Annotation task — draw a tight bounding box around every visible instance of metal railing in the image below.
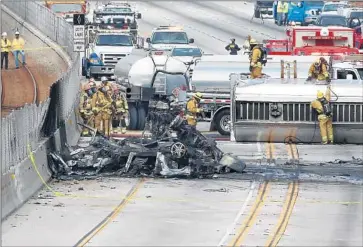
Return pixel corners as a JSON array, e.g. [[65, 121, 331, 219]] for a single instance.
[[1, 1, 81, 174], [1, 100, 50, 174]]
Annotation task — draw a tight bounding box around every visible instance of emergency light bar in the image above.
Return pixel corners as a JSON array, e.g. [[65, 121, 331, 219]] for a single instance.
[[302, 36, 348, 40], [340, 54, 363, 62], [96, 28, 131, 33], [155, 25, 183, 31]]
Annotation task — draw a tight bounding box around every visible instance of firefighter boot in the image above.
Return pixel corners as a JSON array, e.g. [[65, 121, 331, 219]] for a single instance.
[[121, 119, 127, 134]]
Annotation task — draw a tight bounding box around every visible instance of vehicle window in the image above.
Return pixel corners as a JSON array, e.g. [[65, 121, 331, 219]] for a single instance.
[[104, 7, 132, 13], [256, 1, 273, 7], [323, 4, 346, 12], [320, 16, 347, 27], [350, 11, 363, 21], [337, 70, 357, 79], [151, 32, 189, 44], [357, 68, 363, 79], [172, 48, 202, 57], [96, 35, 133, 46], [50, 4, 82, 13]]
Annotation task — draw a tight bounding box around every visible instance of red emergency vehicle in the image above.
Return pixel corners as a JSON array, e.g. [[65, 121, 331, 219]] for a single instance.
[[264, 26, 360, 56]]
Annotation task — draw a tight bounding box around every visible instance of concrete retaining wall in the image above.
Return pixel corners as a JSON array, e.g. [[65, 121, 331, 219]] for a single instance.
[[1, 5, 80, 220]]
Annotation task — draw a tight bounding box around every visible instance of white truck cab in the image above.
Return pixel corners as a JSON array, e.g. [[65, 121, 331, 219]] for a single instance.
[[145, 26, 195, 51], [84, 29, 135, 78], [322, 1, 348, 14], [332, 55, 363, 80]]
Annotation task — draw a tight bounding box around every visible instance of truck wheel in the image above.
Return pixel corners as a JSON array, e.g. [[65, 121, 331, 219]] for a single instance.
[[214, 109, 231, 136], [137, 105, 147, 130], [254, 9, 261, 18], [127, 103, 138, 130]]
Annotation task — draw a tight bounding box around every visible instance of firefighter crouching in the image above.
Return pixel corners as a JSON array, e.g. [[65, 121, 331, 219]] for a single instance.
[[185, 92, 203, 127], [311, 85, 333, 144], [92, 84, 113, 137], [112, 87, 129, 134], [307, 58, 331, 82], [79, 82, 97, 136], [249, 39, 263, 79]]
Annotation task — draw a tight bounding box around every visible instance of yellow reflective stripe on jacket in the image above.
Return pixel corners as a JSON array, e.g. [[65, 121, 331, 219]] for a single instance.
[[1, 39, 12, 52], [12, 38, 25, 50]]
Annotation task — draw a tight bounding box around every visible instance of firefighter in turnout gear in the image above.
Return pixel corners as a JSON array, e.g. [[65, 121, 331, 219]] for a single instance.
[[225, 38, 241, 55], [113, 87, 129, 134], [92, 85, 113, 137], [79, 83, 97, 136], [311, 85, 333, 144], [249, 39, 263, 79], [307, 58, 331, 82], [186, 92, 203, 127]]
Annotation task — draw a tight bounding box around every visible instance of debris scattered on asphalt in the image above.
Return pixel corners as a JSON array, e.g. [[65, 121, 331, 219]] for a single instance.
[[203, 188, 229, 193], [49, 98, 246, 180]]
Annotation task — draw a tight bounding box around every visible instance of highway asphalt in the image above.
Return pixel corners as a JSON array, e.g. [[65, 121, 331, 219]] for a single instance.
[[2, 2, 363, 246]]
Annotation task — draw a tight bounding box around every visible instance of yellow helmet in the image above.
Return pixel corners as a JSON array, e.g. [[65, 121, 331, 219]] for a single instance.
[[317, 90, 324, 99], [314, 59, 321, 65], [250, 39, 258, 45], [193, 92, 203, 99]]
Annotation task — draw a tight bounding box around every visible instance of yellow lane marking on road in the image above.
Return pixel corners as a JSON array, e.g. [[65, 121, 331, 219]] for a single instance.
[[75, 178, 145, 247], [228, 181, 270, 247], [265, 182, 299, 247]]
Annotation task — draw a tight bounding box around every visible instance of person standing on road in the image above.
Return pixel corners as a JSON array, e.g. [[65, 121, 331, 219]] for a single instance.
[[282, 1, 289, 26], [249, 39, 263, 79], [112, 86, 129, 134], [311, 85, 333, 144], [225, 38, 241, 55], [276, 1, 284, 26], [92, 84, 113, 137], [1, 32, 11, 70], [79, 83, 96, 136], [12, 31, 25, 69], [185, 92, 204, 127]]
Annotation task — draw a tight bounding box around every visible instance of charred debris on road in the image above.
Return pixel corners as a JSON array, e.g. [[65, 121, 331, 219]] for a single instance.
[[49, 97, 246, 180]]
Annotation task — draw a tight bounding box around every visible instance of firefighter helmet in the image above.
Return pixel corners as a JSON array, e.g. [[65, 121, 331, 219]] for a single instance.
[[193, 92, 203, 100], [317, 91, 324, 99], [250, 39, 258, 45]]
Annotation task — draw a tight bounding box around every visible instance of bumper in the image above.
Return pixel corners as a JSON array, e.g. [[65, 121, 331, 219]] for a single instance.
[[304, 16, 317, 24], [90, 66, 115, 76], [233, 121, 363, 144]]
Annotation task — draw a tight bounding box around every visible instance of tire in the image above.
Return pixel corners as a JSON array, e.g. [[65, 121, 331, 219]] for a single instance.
[[137, 105, 147, 130], [254, 9, 261, 18], [214, 109, 231, 136], [127, 103, 138, 130]]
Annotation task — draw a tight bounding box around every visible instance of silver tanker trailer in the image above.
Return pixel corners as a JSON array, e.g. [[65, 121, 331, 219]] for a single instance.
[[113, 50, 191, 130]]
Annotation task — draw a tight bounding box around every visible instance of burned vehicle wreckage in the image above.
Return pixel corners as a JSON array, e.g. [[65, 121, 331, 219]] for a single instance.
[[50, 70, 246, 179]]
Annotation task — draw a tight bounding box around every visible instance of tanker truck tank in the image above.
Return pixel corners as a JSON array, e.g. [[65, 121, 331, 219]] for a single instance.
[[114, 49, 148, 82], [121, 54, 190, 130], [230, 75, 363, 144]]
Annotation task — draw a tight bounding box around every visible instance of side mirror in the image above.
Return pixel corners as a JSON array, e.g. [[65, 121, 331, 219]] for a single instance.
[[189, 38, 194, 43], [347, 74, 353, 80], [137, 13, 142, 19], [146, 37, 151, 43]]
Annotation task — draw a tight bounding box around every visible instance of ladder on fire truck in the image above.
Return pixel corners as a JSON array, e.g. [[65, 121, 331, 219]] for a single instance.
[[280, 59, 297, 79]]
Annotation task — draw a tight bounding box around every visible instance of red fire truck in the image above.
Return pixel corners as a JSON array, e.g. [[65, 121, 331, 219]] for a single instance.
[[264, 26, 360, 56]]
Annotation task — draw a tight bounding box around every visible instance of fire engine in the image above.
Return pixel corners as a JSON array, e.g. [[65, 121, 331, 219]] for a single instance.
[[264, 26, 360, 56], [45, 1, 88, 23]]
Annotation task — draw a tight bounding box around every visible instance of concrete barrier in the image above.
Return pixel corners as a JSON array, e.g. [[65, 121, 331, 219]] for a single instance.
[[0, 5, 80, 219]]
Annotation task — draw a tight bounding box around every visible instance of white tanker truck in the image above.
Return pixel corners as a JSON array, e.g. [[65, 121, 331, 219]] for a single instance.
[[189, 54, 363, 135], [113, 50, 191, 130], [229, 74, 363, 144]]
